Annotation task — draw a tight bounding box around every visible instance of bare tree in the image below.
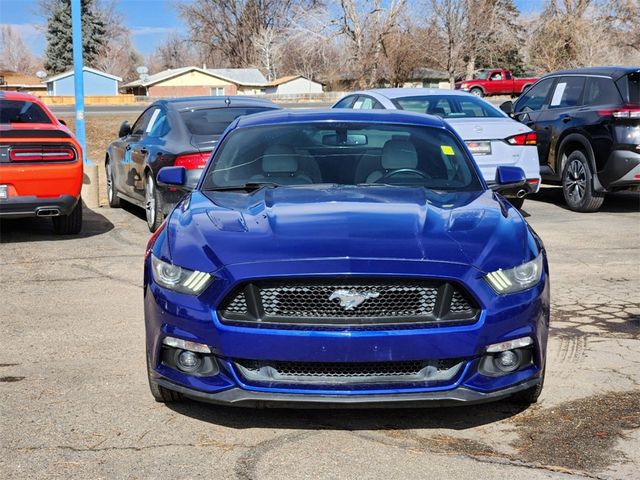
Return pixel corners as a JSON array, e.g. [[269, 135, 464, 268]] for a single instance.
[[429, 0, 466, 86], [150, 33, 198, 72], [0, 25, 40, 73], [178, 0, 315, 69], [254, 26, 279, 80], [337, 0, 407, 87]]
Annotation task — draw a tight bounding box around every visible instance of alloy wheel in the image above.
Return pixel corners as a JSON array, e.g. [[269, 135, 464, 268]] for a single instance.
[[564, 159, 586, 202], [145, 175, 156, 228]]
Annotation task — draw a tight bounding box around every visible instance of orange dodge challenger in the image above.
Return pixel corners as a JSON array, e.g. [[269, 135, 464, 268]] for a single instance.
[[0, 91, 83, 234]]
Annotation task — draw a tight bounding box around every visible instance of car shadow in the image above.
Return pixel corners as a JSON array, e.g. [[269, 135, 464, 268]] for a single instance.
[[528, 187, 640, 213], [0, 203, 114, 243], [167, 398, 529, 431]]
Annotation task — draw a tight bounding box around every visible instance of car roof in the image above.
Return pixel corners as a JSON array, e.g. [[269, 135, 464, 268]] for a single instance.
[[154, 95, 279, 111], [354, 88, 474, 100], [541, 66, 640, 81], [233, 108, 450, 130], [0, 91, 42, 102]]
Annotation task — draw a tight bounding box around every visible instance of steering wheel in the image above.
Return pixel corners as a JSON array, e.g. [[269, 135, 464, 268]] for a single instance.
[[379, 168, 430, 182]]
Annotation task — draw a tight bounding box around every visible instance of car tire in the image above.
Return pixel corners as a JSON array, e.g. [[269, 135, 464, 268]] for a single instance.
[[508, 197, 525, 210], [145, 173, 164, 232], [511, 368, 545, 405], [470, 87, 484, 97], [561, 150, 604, 212], [147, 358, 183, 403], [106, 158, 121, 208], [52, 198, 83, 235]]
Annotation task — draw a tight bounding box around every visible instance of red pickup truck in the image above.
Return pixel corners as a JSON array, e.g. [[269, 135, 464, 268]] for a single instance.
[[455, 69, 538, 98]]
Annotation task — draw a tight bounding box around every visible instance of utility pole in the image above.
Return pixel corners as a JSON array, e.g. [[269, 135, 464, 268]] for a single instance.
[[72, 0, 99, 208]]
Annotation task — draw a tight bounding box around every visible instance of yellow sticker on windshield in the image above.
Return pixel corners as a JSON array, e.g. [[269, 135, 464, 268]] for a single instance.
[[441, 145, 455, 156]]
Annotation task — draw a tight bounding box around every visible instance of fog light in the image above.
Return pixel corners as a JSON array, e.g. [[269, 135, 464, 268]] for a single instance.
[[177, 350, 202, 372], [494, 350, 521, 372], [0, 185, 8, 200]]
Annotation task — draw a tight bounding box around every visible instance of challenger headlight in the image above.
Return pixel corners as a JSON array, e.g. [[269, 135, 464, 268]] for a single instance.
[[151, 255, 212, 295], [485, 254, 543, 294]]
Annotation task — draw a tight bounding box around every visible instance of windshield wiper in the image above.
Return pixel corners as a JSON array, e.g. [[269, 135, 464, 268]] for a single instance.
[[205, 182, 280, 192]]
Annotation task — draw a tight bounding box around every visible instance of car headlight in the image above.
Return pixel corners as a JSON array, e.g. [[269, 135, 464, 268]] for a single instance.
[[461, 83, 468, 89], [485, 254, 543, 294], [151, 255, 212, 295]]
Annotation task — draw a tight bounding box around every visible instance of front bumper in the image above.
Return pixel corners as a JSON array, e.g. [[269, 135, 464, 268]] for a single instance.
[[153, 375, 541, 408], [0, 194, 78, 218], [144, 257, 550, 407]]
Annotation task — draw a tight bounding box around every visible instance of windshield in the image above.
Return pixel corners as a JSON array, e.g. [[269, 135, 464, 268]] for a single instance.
[[474, 71, 491, 80], [392, 95, 504, 118], [0, 100, 52, 124], [201, 122, 483, 192], [180, 107, 276, 136]]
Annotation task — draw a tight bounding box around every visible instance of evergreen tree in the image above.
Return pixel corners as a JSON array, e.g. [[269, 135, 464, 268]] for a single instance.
[[44, 0, 106, 74]]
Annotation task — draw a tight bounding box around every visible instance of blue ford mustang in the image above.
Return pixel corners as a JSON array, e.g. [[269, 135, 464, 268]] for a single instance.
[[144, 109, 550, 407]]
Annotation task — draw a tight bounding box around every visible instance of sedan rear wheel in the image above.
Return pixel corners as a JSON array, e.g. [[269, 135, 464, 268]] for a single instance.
[[106, 158, 120, 208], [145, 174, 164, 232]]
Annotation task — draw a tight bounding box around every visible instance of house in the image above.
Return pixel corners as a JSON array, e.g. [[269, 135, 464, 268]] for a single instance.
[[400, 68, 449, 89], [0, 70, 47, 94], [264, 75, 323, 95], [123, 67, 268, 97], [45, 67, 122, 96]]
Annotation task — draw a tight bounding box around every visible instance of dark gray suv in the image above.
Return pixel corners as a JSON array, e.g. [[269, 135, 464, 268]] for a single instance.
[[501, 67, 639, 212]]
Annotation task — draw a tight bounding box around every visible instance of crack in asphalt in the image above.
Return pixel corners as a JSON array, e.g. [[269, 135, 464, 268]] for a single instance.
[[12, 440, 248, 453], [233, 431, 318, 480]]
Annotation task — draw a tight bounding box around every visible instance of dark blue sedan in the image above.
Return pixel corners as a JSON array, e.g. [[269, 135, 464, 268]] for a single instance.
[[143, 109, 550, 407]]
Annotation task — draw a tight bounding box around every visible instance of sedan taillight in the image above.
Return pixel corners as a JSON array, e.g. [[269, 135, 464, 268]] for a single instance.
[[174, 152, 210, 170], [9, 147, 76, 161], [505, 132, 537, 146]]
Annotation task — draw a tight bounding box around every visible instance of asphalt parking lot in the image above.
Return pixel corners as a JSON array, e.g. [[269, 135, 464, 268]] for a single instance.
[[1, 188, 638, 479]]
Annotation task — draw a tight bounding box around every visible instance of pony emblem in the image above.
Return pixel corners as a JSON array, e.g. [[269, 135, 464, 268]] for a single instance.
[[329, 289, 380, 310]]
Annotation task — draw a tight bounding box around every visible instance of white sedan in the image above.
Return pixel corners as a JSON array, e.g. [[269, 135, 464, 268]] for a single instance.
[[333, 89, 541, 209]]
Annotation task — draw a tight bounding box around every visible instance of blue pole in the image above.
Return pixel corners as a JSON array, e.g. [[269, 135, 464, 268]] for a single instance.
[[71, 0, 88, 165]]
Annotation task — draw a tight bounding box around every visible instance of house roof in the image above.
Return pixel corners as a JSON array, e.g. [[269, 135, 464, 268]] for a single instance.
[[267, 75, 324, 86], [124, 67, 268, 88], [207, 68, 267, 86], [0, 70, 46, 88], [44, 67, 123, 84]]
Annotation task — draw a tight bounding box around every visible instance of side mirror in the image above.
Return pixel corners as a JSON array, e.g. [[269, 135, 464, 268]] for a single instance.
[[118, 121, 131, 138], [157, 166, 188, 190], [491, 166, 527, 194], [58, 118, 67, 126], [499, 101, 513, 115]]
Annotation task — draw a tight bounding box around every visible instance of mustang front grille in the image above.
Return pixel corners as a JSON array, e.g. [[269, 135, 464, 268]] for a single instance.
[[218, 278, 478, 328], [233, 358, 464, 386]]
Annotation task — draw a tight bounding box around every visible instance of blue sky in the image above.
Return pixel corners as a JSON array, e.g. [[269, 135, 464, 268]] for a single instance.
[[0, 0, 544, 58]]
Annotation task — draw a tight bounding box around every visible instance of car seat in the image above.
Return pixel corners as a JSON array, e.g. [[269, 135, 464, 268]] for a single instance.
[[365, 139, 422, 183], [249, 145, 313, 185]]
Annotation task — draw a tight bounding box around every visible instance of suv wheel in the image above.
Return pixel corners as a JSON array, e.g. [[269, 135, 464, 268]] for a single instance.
[[469, 87, 484, 97], [106, 158, 121, 208], [145, 173, 164, 232], [562, 151, 604, 212], [52, 198, 83, 235]]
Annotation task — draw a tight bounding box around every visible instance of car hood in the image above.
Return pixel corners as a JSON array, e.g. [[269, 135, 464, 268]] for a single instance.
[[163, 185, 536, 275], [445, 118, 531, 141]]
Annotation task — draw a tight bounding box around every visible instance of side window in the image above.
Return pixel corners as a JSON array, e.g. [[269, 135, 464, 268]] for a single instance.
[[516, 78, 555, 112], [334, 95, 357, 109], [584, 77, 621, 105], [490, 71, 503, 81], [147, 109, 170, 137], [356, 96, 383, 110], [505, 71, 512, 80], [549, 77, 585, 109], [131, 108, 155, 136]]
